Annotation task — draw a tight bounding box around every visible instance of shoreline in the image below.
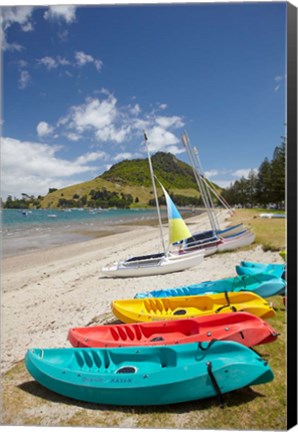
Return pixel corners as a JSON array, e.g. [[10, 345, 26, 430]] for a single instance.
[[1, 208, 204, 258], [1, 209, 284, 375]]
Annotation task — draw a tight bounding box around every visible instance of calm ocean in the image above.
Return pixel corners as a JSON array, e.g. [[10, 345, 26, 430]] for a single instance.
[[1, 208, 165, 256], [2, 208, 161, 231]]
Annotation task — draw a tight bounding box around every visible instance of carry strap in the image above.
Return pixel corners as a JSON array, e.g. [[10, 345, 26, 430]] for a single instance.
[[206, 361, 225, 408], [198, 339, 218, 351], [215, 292, 237, 313]]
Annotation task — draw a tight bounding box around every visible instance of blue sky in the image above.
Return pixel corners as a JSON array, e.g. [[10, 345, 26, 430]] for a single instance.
[[1, 2, 287, 198]]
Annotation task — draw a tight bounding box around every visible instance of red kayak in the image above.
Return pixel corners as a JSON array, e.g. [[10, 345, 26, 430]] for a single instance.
[[68, 312, 278, 348]]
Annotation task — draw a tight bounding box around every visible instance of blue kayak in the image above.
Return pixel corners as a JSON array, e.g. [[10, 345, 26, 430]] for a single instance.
[[236, 261, 285, 279], [25, 341, 273, 406], [135, 272, 285, 299]]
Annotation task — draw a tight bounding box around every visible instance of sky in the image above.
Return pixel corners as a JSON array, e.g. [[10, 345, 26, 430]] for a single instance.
[[1, 1, 287, 199]]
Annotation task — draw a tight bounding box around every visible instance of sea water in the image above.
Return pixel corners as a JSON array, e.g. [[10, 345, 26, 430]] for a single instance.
[[1, 208, 164, 256], [2, 208, 162, 231]]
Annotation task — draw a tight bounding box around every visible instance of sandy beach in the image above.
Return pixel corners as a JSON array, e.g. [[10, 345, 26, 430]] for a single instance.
[[1, 209, 284, 375]]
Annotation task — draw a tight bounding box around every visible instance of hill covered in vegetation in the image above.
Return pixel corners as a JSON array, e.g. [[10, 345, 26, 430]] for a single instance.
[[101, 152, 198, 189], [7, 152, 221, 209]]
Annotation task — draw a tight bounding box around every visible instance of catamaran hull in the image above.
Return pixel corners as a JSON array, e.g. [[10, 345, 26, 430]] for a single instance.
[[217, 223, 244, 238], [217, 231, 255, 252], [101, 252, 204, 278], [181, 227, 253, 256]]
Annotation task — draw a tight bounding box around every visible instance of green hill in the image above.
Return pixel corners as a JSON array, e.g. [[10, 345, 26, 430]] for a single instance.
[[101, 152, 198, 189], [40, 152, 221, 209]]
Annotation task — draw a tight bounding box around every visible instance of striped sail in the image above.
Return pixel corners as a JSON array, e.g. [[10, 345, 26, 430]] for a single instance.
[[159, 183, 192, 244]]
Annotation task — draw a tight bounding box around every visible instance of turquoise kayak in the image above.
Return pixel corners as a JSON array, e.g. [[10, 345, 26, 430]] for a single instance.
[[135, 272, 285, 299], [236, 261, 285, 279], [25, 341, 273, 406]]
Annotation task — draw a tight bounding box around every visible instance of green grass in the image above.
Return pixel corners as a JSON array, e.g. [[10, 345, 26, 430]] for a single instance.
[[2, 297, 286, 429], [227, 208, 286, 251]]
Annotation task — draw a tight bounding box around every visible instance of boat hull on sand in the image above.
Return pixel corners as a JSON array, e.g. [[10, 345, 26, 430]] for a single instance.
[[68, 311, 278, 348], [217, 230, 255, 252], [112, 291, 275, 324], [217, 223, 244, 238], [25, 341, 273, 406], [101, 250, 204, 278]]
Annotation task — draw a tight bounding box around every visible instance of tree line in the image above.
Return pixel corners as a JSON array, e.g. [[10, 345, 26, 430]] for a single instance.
[[221, 140, 285, 209], [58, 189, 135, 209]]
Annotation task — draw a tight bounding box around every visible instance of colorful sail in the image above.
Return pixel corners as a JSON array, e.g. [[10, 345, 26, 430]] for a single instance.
[[158, 182, 192, 244]]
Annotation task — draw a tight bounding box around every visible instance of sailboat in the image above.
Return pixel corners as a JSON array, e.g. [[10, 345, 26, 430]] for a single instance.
[[101, 133, 205, 278], [179, 132, 255, 254]]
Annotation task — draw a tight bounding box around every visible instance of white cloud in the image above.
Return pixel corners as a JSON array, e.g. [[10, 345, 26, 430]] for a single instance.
[[1, 137, 108, 198], [232, 168, 258, 178], [75, 51, 103, 71], [274, 75, 284, 82], [43, 6, 76, 24], [213, 180, 235, 189], [113, 152, 142, 162], [38, 56, 58, 70], [155, 115, 184, 129], [37, 53, 102, 74], [205, 169, 219, 178], [38, 56, 71, 70], [36, 121, 54, 137], [75, 151, 108, 164], [144, 126, 180, 152], [129, 104, 141, 116], [66, 132, 81, 141], [274, 74, 286, 92], [1, 6, 34, 51], [158, 103, 168, 111], [18, 70, 31, 89], [1, 6, 76, 52], [50, 90, 185, 153], [70, 96, 117, 131], [163, 145, 185, 155], [1, 6, 34, 30], [64, 95, 130, 143], [75, 51, 94, 66]]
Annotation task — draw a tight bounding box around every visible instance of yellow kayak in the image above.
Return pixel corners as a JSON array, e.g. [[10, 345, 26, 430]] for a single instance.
[[111, 291, 275, 324]]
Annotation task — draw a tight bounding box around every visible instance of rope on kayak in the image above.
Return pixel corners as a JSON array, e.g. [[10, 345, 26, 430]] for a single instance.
[[198, 339, 218, 351], [215, 292, 237, 313], [206, 361, 225, 408]]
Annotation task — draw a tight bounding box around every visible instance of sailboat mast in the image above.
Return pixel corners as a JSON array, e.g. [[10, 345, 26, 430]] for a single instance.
[[193, 146, 220, 231], [200, 174, 233, 213], [144, 131, 167, 254], [181, 132, 218, 232]]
